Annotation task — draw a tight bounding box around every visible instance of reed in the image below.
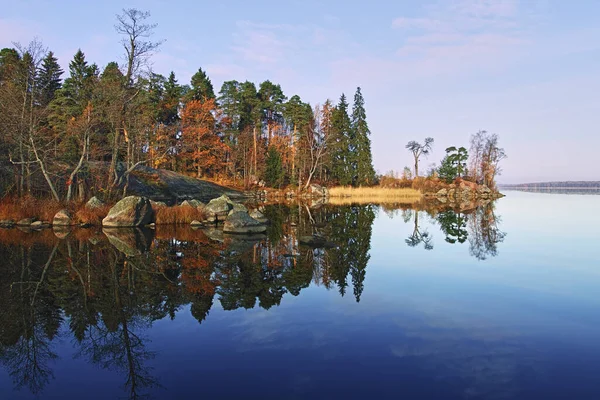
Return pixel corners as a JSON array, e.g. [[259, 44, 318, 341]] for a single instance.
[[0, 196, 63, 221], [328, 186, 422, 204], [155, 205, 205, 225]]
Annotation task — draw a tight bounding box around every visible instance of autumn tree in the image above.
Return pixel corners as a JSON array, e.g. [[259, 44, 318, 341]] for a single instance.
[[181, 98, 227, 178], [469, 130, 506, 189]]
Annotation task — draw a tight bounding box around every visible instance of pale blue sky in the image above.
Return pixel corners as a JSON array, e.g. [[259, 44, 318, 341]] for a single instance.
[[2, 0, 599, 183]]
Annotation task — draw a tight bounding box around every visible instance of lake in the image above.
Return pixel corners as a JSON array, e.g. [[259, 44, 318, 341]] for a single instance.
[[1, 191, 599, 399]]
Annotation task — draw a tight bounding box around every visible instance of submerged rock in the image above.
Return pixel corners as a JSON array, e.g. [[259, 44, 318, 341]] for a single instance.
[[53, 209, 74, 226], [102, 196, 154, 227], [223, 211, 267, 234], [299, 234, 336, 248]]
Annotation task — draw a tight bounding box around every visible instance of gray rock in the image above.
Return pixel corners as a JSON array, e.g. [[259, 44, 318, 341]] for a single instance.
[[53, 209, 74, 226], [204, 195, 234, 222], [86, 196, 104, 209], [0, 220, 15, 228], [102, 196, 154, 227], [307, 184, 329, 198], [181, 199, 205, 208], [17, 218, 35, 226], [223, 211, 267, 234], [228, 203, 247, 215], [249, 209, 268, 223], [190, 220, 203, 227], [150, 200, 167, 209], [30, 221, 46, 229]]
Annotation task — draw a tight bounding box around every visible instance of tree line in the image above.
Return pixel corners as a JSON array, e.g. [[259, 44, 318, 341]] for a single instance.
[[400, 130, 506, 190], [0, 8, 376, 202]]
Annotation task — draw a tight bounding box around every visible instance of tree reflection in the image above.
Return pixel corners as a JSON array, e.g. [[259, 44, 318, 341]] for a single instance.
[[405, 210, 434, 250], [437, 210, 468, 244], [468, 203, 506, 260], [0, 200, 507, 398]]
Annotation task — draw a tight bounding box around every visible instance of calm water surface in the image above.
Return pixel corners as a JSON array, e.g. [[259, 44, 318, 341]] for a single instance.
[[1, 191, 599, 399]]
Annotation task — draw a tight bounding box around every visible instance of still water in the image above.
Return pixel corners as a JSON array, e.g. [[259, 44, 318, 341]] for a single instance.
[[1, 192, 599, 399]]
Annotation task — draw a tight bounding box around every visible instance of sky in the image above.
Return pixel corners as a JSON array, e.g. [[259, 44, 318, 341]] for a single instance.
[[1, 0, 599, 183]]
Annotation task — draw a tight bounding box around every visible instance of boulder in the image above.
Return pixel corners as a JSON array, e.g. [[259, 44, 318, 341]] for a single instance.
[[223, 211, 267, 234], [31, 221, 49, 229], [150, 200, 167, 209], [190, 220, 203, 227], [181, 199, 205, 208], [249, 209, 268, 224], [86, 196, 104, 209], [0, 220, 15, 228], [17, 218, 35, 226], [228, 203, 247, 215], [102, 196, 154, 227], [307, 184, 329, 198], [204, 195, 234, 222], [53, 209, 74, 226]]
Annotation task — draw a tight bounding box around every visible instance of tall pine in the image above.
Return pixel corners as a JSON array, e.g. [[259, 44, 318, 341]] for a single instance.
[[351, 87, 376, 185], [330, 94, 353, 185]]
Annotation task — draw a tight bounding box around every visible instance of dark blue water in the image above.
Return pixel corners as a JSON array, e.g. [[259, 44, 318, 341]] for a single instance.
[[1, 192, 599, 399]]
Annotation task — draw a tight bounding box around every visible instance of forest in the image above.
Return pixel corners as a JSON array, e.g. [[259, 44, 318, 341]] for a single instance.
[[0, 9, 376, 203]]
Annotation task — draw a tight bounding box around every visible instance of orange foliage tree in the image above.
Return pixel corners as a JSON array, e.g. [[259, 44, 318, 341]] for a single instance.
[[181, 99, 228, 178]]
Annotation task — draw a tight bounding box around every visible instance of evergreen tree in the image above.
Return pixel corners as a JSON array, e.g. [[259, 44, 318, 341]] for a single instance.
[[351, 87, 376, 186], [188, 67, 214, 102], [37, 51, 63, 107], [330, 94, 353, 185], [265, 146, 284, 188]]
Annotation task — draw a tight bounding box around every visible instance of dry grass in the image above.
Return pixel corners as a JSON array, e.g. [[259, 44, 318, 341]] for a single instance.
[[155, 205, 205, 225], [75, 204, 112, 225], [328, 186, 423, 204], [0, 196, 63, 222]]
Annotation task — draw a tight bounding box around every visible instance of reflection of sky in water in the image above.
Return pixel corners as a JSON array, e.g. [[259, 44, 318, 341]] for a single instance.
[[2, 192, 600, 399]]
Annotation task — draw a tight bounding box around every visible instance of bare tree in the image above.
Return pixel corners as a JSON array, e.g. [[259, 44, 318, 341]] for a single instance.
[[109, 9, 163, 192], [405, 137, 434, 177], [303, 105, 331, 189], [469, 130, 506, 189], [115, 9, 163, 86]]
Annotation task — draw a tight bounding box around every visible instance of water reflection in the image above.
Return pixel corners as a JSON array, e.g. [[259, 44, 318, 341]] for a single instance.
[[0, 201, 503, 398]]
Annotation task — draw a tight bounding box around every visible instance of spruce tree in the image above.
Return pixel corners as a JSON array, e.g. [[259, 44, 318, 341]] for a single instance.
[[188, 67, 215, 102], [330, 94, 353, 185], [351, 87, 376, 186], [37, 51, 63, 107], [265, 146, 284, 188]]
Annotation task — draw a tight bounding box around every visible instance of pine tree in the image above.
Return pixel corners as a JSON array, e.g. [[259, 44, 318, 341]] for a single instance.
[[351, 87, 376, 186]]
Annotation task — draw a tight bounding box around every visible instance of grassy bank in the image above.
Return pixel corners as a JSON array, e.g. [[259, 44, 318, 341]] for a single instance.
[[328, 186, 422, 204]]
